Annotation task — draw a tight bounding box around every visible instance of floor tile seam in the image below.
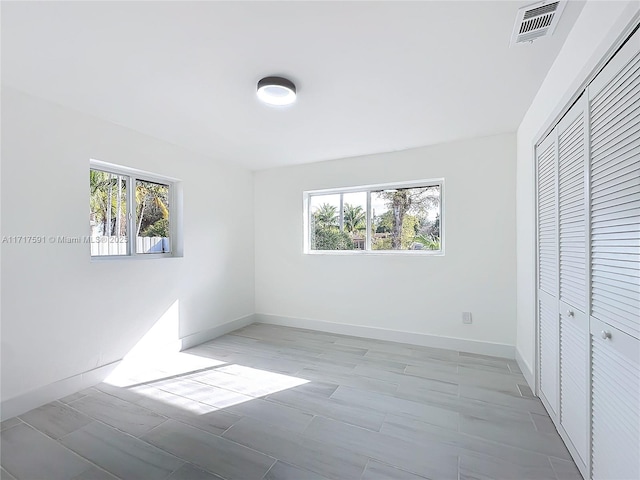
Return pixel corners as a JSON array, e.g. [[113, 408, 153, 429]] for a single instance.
[[263, 452, 363, 480], [305, 428, 457, 480], [330, 384, 463, 414], [358, 458, 371, 480], [66, 390, 172, 438], [462, 385, 546, 406], [225, 417, 371, 476], [133, 416, 174, 439], [185, 374, 277, 399], [228, 412, 381, 459], [1, 418, 25, 432], [19, 399, 119, 441], [364, 354, 464, 369], [301, 418, 459, 470], [3, 420, 123, 480], [371, 393, 539, 422], [185, 419, 280, 461], [71, 387, 171, 423], [53, 411, 171, 445], [547, 455, 561, 480], [260, 395, 321, 418], [456, 445, 557, 473], [546, 455, 581, 480], [296, 370, 399, 391], [377, 411, 462, 435], [116, 364, 239, 390], [137, 420, 244, 480], [233, 325, 503, 360], [141, 420, 278, 479], [149, 377, 271, 408], [447, 429, 572, 463], [379, 416, 547, 455], [241, 338, 368, 355], [457, 392, 541, 407], [339, 403, 461, 429], [259, 460, 277, 480], [162, 461, 190, 480], [455, 367, 527, 378], [528, 412, 551, 433], [222, 403, 317, 435], [261, 396, 384, 432], [363, 457, 436, 480], [303, 410, 385, 434]]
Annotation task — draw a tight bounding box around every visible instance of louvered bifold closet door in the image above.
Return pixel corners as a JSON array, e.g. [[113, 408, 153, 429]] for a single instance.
[[589, 34, 640, 340], [591, 318, 640, 480], [537, 132, 559, 414], [588, 29, 640, 480], [557, 97, 589, 466]]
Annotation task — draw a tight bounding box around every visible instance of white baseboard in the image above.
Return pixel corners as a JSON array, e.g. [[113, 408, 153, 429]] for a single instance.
[[179, 314, 256, 350], [515, 347, 535, 390], [0, 361, 120, 421], [255, 313, 515, 359], [1, 313, 256, 421]]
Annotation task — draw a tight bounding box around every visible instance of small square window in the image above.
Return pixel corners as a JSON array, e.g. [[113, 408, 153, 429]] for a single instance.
[[90, 161, 179, 258]]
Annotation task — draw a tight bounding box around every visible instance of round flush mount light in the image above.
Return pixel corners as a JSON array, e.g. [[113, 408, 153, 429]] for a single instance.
[[257, 76, 296, 106]]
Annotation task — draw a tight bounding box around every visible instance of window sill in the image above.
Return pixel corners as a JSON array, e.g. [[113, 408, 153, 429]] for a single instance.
[[91, 253, 183, 262], [304, 250, 444, 256]]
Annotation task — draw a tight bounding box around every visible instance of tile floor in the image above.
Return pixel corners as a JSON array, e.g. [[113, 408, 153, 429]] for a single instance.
[[0, 324, 583, 480]]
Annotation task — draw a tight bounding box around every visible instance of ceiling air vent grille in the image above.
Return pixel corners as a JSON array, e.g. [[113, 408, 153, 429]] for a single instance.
[[510, 1, 566, 46]]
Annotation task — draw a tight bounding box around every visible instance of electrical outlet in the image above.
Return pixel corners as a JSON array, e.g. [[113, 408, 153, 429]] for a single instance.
[[462, 312, 472, 324]]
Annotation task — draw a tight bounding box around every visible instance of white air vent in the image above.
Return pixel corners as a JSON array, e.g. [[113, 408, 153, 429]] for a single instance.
[[510, 1, 566, 46]]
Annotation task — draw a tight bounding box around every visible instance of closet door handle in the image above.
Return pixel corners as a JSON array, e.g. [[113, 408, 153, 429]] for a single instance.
[[567, 310, 574, 317], [600, 331, 612, 340]]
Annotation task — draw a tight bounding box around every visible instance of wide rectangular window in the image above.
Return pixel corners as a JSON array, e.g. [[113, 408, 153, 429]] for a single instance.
[[90, 160, 178, 258], [305, 180, 443, 254]]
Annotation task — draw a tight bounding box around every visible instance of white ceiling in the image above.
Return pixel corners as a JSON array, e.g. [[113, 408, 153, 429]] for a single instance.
[[1, 1, 585, 170]]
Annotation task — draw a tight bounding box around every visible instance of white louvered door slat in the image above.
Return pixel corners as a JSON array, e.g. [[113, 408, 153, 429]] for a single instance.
[[589, 44, 640, 340]]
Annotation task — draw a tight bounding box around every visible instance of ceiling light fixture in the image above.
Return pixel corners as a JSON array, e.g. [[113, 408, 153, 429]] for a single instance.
[[257, 76, 296, 106]]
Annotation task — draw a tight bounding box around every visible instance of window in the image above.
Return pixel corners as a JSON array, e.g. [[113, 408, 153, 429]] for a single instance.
[[89, 160, 180, 258], [305, 180, 443, 254]]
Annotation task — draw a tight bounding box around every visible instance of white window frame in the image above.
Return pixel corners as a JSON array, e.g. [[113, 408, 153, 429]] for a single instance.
[[90, 159, 182, 260], [303, 178, 444, 255]]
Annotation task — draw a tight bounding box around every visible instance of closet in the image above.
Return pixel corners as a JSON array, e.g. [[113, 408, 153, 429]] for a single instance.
[[536, 27, 639, 480]]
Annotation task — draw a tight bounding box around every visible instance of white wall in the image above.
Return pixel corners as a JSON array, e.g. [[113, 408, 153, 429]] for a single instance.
[[0, 88, 255, 410], [516, 1, 639, 376], [255, 133, 517, 353]]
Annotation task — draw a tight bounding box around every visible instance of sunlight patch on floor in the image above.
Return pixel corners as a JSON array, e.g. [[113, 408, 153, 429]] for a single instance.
[[105, 300, 227, 387], [126, 364, 309, 414], [105, 352, 227, 387], [103, 300, 309, 412]]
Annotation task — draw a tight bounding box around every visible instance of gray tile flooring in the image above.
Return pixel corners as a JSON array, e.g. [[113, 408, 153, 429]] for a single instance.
[[0, 323, 583, 480]]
